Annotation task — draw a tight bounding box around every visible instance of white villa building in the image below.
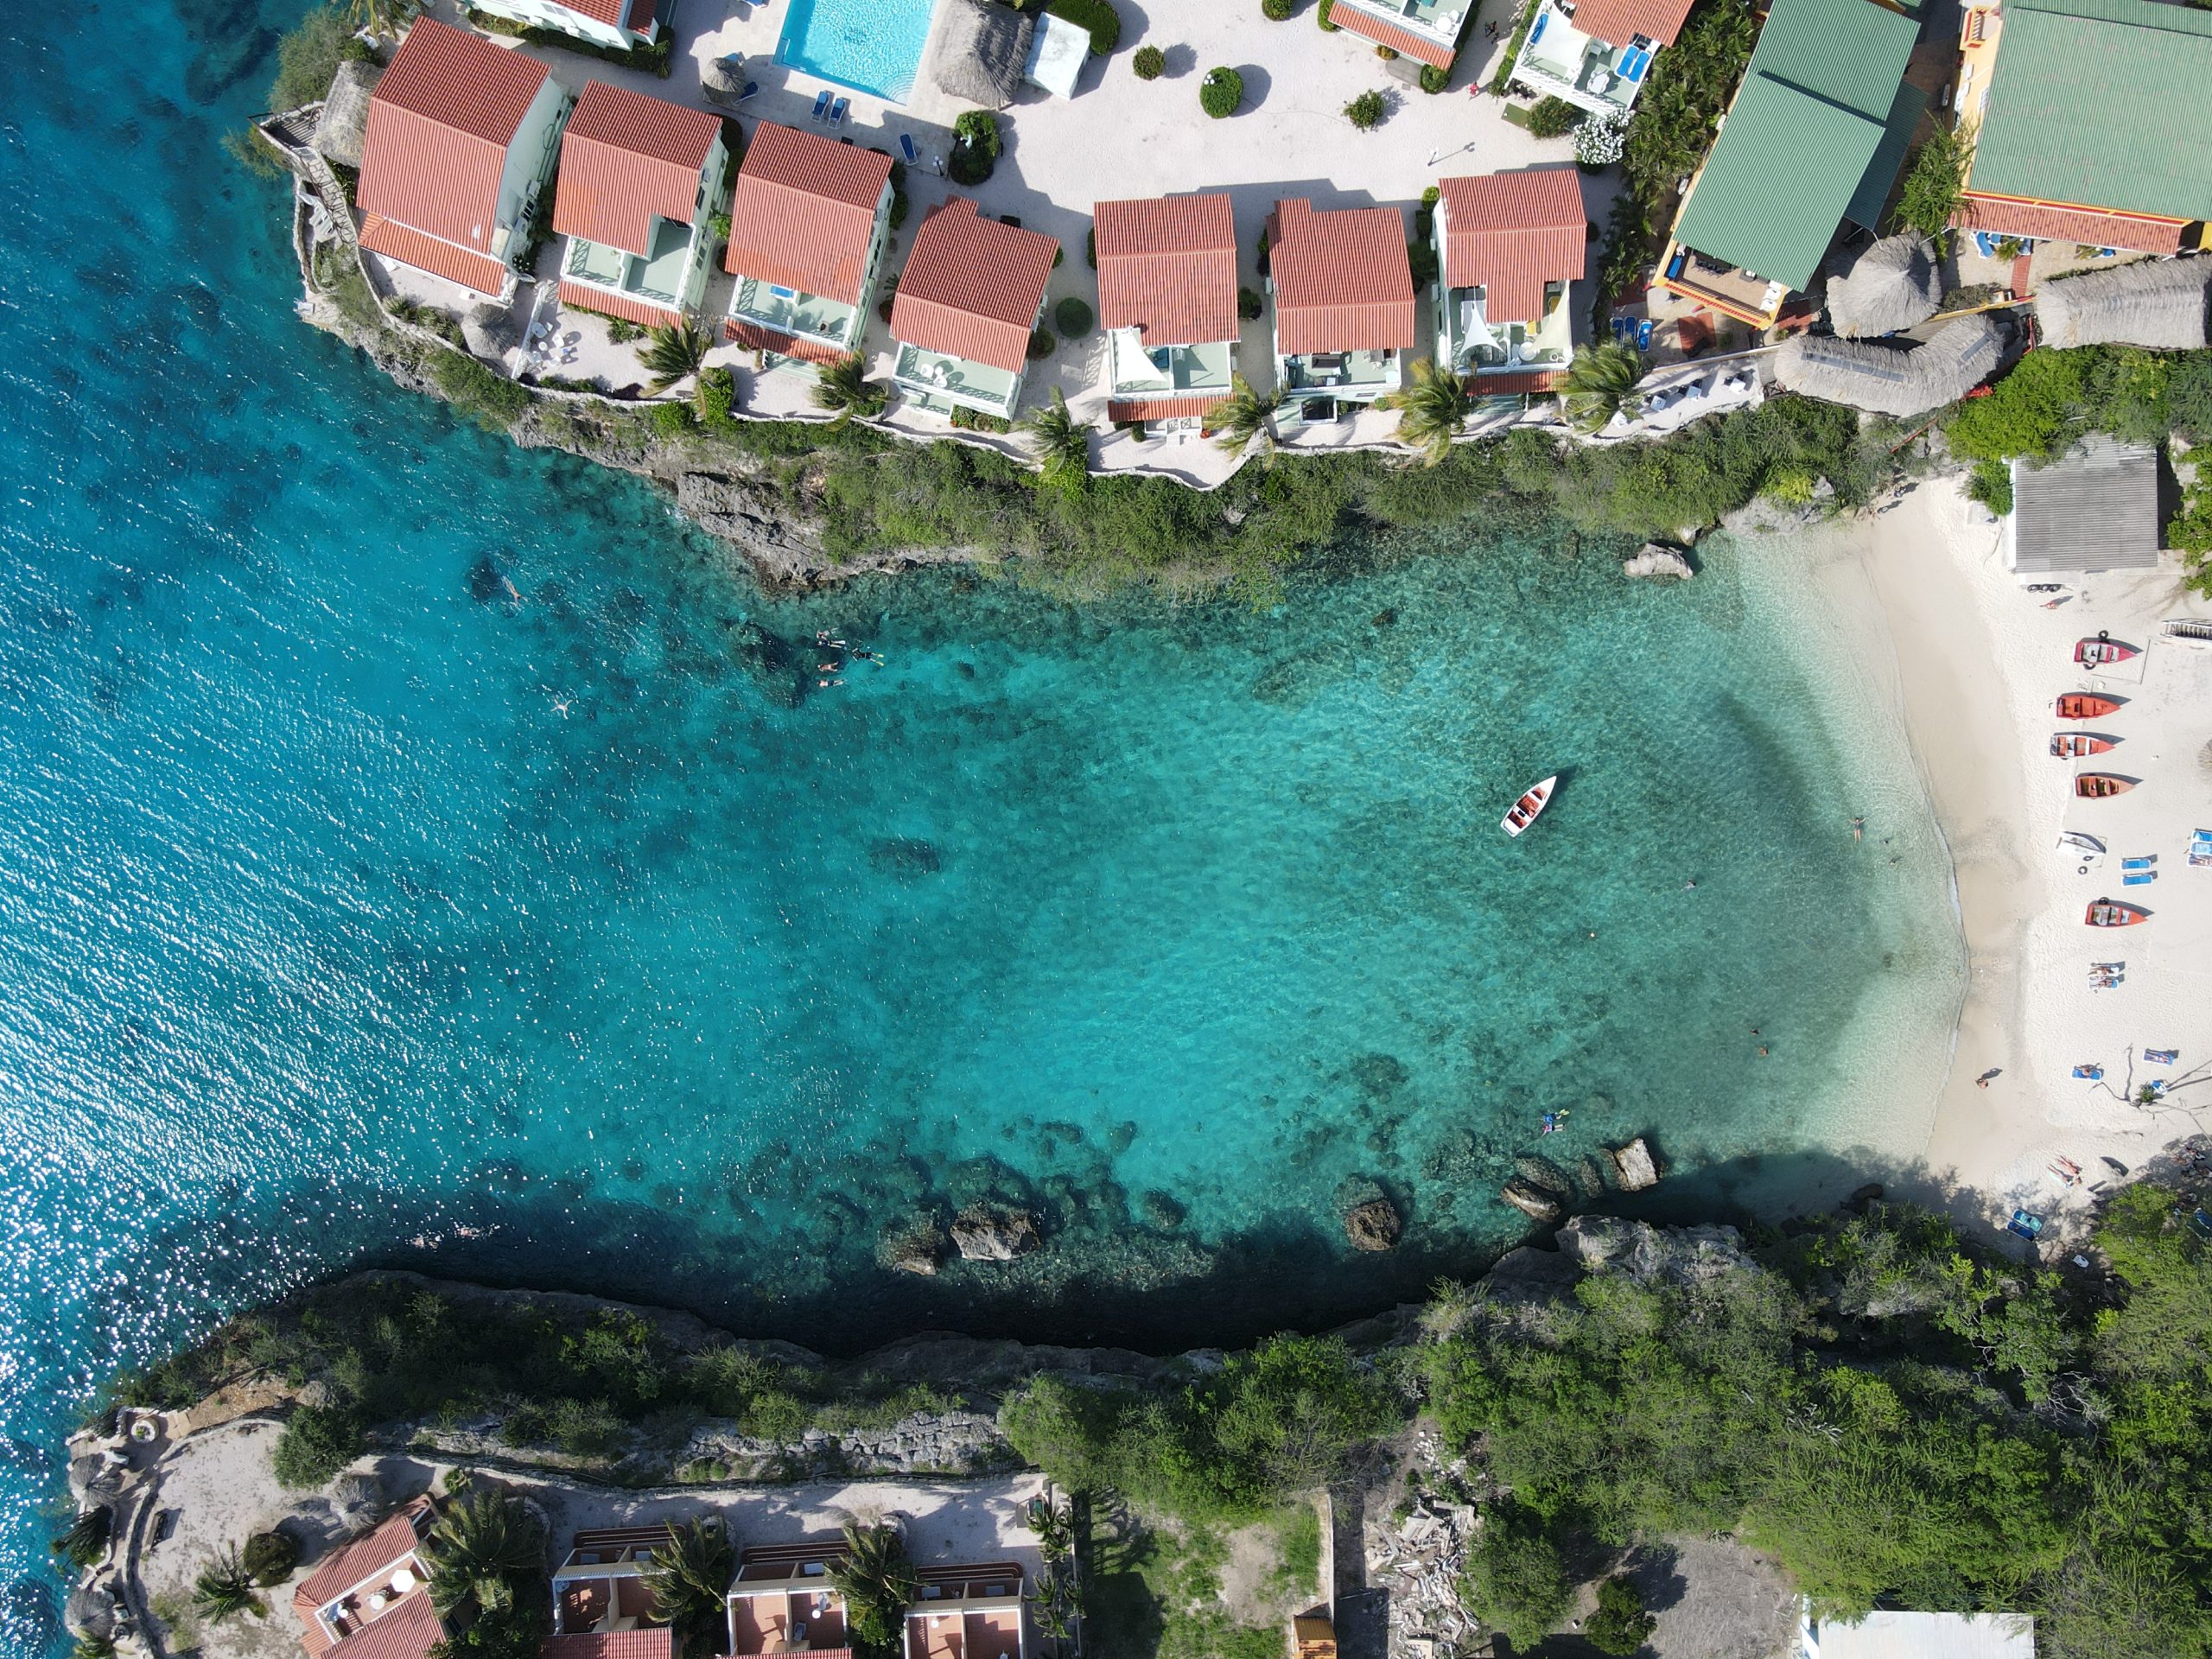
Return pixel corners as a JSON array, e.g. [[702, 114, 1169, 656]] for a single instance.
[[1094, 192, 1241, 429], [722, 122, 895, 371], [1264, 198, 1417, 416], [1506, 0, 1696, 116], [888, 198, 1058, 422], [1328, 0, 1479, 72], [552, 80, 728, 329], [1433, 167, 1587, 386]]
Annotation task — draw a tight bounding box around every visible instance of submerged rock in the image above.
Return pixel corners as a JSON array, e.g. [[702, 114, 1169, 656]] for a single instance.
[[1344, 1196, 1402, 1252], [950, 1207, 1042, 1262], [1501, 1178, 1564, 1222], [880, 1221, 944, 1277], [1624, 542, 1695, 580], [1610, 1137, 1660, 1192]]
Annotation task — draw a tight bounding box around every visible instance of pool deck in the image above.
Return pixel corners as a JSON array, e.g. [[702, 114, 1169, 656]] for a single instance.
[[417, 0, 1605, 486]]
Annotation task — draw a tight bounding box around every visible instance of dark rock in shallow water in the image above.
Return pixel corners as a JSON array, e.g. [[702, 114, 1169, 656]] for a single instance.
[[880, 1219, 944, 1276], [950, 1206, 1043, 1262], [1502, 1178, 1565, 1223], [1139, 1189, 1185, 1228], [1344, 1196, 1402, 1252], [868, 837, 942, 878], [1848, 1181, 1885, 1211], [466, 555, 517, 603], [1371, 608, 1397, 627]]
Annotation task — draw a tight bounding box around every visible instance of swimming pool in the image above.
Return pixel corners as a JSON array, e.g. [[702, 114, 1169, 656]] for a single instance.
[[778, 0, 941, 103]]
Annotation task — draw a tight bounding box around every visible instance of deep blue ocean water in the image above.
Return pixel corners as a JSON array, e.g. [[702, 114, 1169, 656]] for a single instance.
[[0, 3, 1966, 1649]]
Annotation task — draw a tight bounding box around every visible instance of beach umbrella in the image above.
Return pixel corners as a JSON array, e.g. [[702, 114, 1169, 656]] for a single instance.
[[1825, 234, 1942, 339]]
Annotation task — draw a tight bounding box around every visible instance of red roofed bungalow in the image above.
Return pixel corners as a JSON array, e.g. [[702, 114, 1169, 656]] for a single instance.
[[1264, 199, 1416, 411], [1432, 167, 1586, 385], [549, 1525, 666, 1639], [1329, 0, 1477, 71], [902, 1562, 1027, 1659], [291, 1496, 444, 1659], [553, 79, 729, 330], [356, 18, 570, 299], [722, 122, 895, 370], [726, 1540, 856, 1659], [889, 198, 1059, 422], [1094, 193, 1242, 427], [542, 1633, 675, 1659], [1507, 0, 1696, 118], [469, 0, 661, 54]]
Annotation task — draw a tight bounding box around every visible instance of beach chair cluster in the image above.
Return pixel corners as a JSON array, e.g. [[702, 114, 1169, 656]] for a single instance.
[[2191, 828, 2212, 868], [2121, 853, 2155, 887], [807, 89, 851, 127], [1610, 315, 1655, 351]]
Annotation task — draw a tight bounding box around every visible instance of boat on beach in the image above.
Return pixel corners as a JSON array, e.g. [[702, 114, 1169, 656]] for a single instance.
[[2074, 631, 2139, 669], [2075, 773, 2134, 798], [2050, 732, 2116, 757], [2055, 692, 2124, 719], [1502, 776, 1557, 837], [2057, 830, 2106, 861], [2085, 898, 2148, 926]]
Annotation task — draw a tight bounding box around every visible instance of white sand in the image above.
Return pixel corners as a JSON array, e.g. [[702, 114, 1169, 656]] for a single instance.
[[1834, 476, 2212, 1243]]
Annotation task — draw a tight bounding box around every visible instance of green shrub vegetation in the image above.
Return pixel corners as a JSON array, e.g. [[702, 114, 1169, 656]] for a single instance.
[[242, 1529, 300, 1586], [1054, 296, 1094, 337], [950, 111, 1001, 185], [1526, 95, 1584, 138], [1133, 43, 1166, 79], [1318, 0, 1338, 27], [193, 1546, 265, 1624], [1345, 90, 1386, 130], [1419, 62, 1449, 92], [1263, 0, 1295, 17], [1586, 1575, 1657, 1655], [1201, 67, 1244, 118], [1892, 124, 1973, 246], [272, 1403, 364, 1489], [429, 349, 531, 433], [1043, 0, 1122, 54]]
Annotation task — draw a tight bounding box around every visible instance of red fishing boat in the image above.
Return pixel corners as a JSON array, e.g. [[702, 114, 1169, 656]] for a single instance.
[[2075, 773, 2135, 798], [1502, 776, 1556, 837], [2074, 632, 2140, 669], [2056, 692, 2123, 720], [2085, 898, 2147, 927], [2050, 732, 2116, 758]]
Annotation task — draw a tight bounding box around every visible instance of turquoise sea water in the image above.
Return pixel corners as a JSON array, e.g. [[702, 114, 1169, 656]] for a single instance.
[[0, 3, 1964, 1650]]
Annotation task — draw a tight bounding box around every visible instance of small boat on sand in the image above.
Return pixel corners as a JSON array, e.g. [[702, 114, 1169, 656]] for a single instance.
[[2050, 732, 2115, 758], [2056, 692, 2123, 720], [2075, 773, 2134, 798], [1502, 775, 1556, 837], [2085, 898, 2147, 927], [2057, 830, 2106, 861], [2075, 631, 2140, 669]]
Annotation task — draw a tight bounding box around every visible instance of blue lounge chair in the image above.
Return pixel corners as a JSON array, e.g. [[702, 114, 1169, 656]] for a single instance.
[[2071, 1065, 2103, 1080], [810, 89, 832, 121], [1637, 318, 1655, 351], [830, 96, 849, 126], [739, 81, 760, 103], [2145, 1047, 2178, 1065], [2123, 871, 2155, 886], [2121, 855, 2155, 869], [899, 132, 920, 165]]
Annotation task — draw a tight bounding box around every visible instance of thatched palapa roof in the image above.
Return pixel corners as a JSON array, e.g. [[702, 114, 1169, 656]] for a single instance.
[[1775, 315, 2005, 417], [313, 59, 381, 170], [1826, 234, 1940, 338], [933, 0, 1033, 109], [2034, 256, 2211, 350]]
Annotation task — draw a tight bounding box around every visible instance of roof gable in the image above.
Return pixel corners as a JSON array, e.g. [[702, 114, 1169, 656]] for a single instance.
[[1969, 0, 2212, 221], [555, 80, 720, 257], [1095, 194, 1240, 344], [722, 122, 892, 304], [296, 1500, 435, 1614], [890, 198, 1059, 373], [1437, 168, 1587, 322], [358, 20, 552, 252], [1267, 199, 1417, 355], [1567, 0, 1698, 48], [1670, 0, 1917, 289]]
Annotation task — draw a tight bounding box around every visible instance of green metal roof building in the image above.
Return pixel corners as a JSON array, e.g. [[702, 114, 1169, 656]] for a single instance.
[[1967, 0, 2212, 226], [1669, 0, 1923, 294]]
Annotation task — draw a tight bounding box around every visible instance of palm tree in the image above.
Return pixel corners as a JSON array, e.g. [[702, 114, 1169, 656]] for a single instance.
[[345, 0, 417, 41], [1376, 357, 1474, 465], [1206, 372, 1275, 463], [1560, 341, 1649, 436], [828, 1522, 920, 1656], [1021, 387, 1091, 492], [193, 1546, 264, 1624], [642, 1518, 732, 1643], [639, 321, 715, 416], [811, 353, 888, 424], [422, 1489, 543, 1621]]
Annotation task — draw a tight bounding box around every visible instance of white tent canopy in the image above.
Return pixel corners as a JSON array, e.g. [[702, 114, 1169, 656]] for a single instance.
[[1023, 12, 1088, 99]]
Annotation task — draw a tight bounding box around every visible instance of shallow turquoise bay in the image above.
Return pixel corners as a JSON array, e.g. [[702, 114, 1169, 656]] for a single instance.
[[0, 2, 1962, 1649]]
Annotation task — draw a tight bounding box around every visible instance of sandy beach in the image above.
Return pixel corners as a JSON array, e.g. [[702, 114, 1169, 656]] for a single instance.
[[1822, 475, 2212, 1243]]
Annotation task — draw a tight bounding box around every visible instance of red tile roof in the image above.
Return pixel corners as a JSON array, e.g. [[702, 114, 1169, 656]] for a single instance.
[[723, 122, 893, 304], [542, 1631, 677, 1659], [1955, 194, 2186, 255], [1567, 0, 1698, 48], [554, 80, 720, 257], [560, 279, 683, 331], [541, 0, 655, 28], [1265, 199, 1416, 356], [1108, 395, 1225, 422], [359, 19, 551, 258], [1094, 194, 1240, 346], [1328, 4, 1459, 68], [360, 214, 513, 296], [723, 317, 851, 363], [1437, 167, 1588, 323], [1477, 370, 1565, 393], [323, 1592, 445, 1659], [891, 198, 1059, 374], [296, 1500, 435, 1620], [626, 0, 660, 30]]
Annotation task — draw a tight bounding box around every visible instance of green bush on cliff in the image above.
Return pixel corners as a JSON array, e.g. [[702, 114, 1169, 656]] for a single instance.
[[272, 1405, 364, 1489]]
